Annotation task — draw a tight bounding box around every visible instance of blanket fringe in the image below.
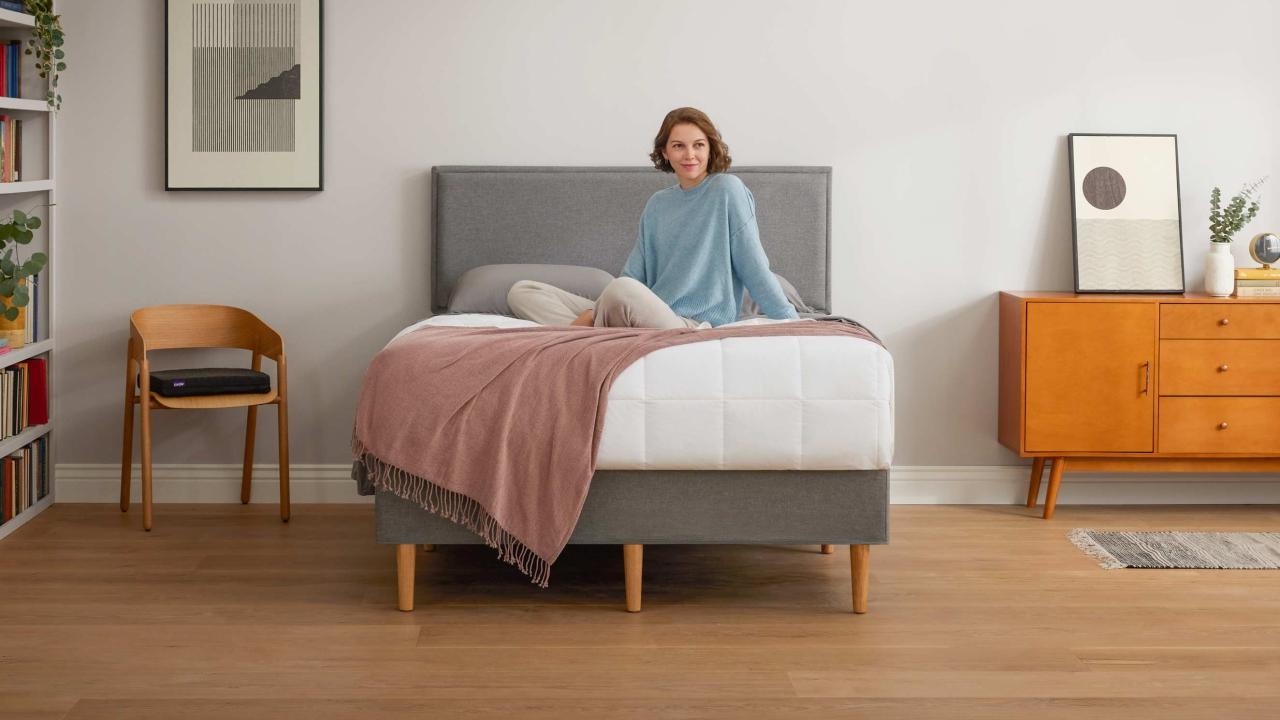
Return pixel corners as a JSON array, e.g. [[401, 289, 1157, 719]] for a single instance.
[[353, 435, 553, 588]]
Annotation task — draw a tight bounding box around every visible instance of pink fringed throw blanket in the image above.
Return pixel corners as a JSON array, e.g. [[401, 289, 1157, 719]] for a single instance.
[[353, 320, 880, 586]]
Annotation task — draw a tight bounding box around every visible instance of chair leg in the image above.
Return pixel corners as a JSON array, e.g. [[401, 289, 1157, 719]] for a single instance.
[[120, 356, 135, 513], [277, 400, 290, 523], [623, 544, 643, 613], [140, 393, 153, 532], [241, 405, 257, 504], [396, 544, 416, 611], [820, 544, 834, 554], [1025, 457, 1046, 508], [850, 544, 870, 614]]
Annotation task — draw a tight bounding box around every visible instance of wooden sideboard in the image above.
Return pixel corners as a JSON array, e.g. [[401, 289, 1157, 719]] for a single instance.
[[999, 291, 1280, 518]]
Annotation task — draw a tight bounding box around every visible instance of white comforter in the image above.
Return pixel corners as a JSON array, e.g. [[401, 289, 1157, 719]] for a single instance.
[[394, 314, 894, 471]]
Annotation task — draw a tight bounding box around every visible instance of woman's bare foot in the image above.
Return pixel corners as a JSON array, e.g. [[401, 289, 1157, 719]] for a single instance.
[[570, 309, 595, 327]]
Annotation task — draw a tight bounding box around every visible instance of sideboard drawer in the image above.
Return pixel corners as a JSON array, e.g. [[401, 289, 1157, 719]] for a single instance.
[[1161, 304, 1280, 339], [1158, 397, 1280, 454], [1160, 340, 1280, 396]]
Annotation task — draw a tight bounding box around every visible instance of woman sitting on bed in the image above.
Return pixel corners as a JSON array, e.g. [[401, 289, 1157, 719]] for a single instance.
[[507, 106, 799, 329]]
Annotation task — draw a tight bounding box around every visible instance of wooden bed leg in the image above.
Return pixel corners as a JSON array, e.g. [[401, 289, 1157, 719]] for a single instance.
[[1042, 457, 1067, 520], [850, 544, 870, 614], [420, 544, 435, 552], [820, 544, 834, 554], [623, 544, 643, 613], [396, 544, 416, 612], [1025, 457, 1046, 508]]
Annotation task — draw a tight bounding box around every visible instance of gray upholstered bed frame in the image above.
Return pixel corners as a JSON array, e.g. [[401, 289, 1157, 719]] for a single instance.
[[373, 166, 888, 613]]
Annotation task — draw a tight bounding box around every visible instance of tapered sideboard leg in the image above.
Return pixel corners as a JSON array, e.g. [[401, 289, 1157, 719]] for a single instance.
[[396, 544, 416, 612], [1043, 457, 1067, 520], [1025, 457, 1046, 508], [820, 544, 834, 554]]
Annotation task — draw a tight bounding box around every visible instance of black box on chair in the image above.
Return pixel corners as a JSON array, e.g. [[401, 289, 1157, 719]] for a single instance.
[[147, 368, 271, 397]]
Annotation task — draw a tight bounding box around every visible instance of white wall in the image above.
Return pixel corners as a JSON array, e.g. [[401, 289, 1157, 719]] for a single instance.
[[56, 1, 1279, 473]]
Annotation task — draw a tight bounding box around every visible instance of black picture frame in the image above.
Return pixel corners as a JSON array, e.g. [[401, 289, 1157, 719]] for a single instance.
[[1067, 133, 1184, 294], [165, 0, 324, 191]]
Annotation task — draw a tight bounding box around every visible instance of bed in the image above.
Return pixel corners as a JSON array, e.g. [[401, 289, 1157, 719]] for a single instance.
[[358, 166, 893, 613]]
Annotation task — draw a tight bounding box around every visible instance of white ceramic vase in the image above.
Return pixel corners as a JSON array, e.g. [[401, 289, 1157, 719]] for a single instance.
[[1204, 242, 1236, 297]]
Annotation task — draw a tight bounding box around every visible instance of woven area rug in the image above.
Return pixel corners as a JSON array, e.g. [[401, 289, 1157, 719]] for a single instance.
[[1069, 529, 1280, 569]]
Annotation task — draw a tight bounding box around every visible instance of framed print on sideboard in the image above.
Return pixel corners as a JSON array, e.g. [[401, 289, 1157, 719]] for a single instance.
[[1068, 133, 1183, 293], [166, 0, 323, 190]]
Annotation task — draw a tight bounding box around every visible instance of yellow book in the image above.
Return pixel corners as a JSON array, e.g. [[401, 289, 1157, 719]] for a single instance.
[[1235, 267, 1280, 280]]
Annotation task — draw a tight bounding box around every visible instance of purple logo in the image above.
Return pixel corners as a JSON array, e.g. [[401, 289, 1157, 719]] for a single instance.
[[173, 381, 186, 387]]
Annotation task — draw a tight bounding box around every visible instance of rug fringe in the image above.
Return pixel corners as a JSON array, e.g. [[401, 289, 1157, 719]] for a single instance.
[[354, 436, 553, 588], [1067, 528, 1125, 569]]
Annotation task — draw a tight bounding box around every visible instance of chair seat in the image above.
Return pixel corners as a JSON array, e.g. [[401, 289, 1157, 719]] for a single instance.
[[149, 387, 277, 409]]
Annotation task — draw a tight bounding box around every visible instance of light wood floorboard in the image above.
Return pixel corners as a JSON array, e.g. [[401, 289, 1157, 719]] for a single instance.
[[1, 503, 1279, 718]]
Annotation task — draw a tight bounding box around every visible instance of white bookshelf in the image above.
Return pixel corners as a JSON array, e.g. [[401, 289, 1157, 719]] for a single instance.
[[0, 96, 47, 113], [0, 179, 52, 195], [0, 6, 54, 542], [0, 8, 33, 29]]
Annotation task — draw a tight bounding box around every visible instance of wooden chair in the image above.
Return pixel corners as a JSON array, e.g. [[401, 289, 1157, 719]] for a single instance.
[[120, 305, 289, 531]]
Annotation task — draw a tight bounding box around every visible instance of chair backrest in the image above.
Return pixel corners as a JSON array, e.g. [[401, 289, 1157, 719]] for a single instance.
[[130, 304, 279, 354]]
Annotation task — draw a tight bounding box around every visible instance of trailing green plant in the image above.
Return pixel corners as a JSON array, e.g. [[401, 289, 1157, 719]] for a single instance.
[[22, 0, 64, 110], [0, 206, 48, 320], [1209, 176, 1267, 244]]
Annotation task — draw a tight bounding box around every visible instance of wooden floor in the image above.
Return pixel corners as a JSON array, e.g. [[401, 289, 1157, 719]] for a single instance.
[[2, 504, 1279, 719]]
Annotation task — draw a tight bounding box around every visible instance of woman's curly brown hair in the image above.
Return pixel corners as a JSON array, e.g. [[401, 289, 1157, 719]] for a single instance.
[[649, 107, 732, 174]]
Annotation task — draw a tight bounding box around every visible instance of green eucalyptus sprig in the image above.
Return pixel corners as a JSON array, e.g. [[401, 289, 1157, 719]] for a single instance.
[[0, 205, 48, 320], [22, 0, 64, 111], [1209, 176, 1267, 244]]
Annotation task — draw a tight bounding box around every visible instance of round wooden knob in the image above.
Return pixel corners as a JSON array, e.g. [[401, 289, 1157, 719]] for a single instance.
[[1220, 318, 1230, 326], [1219, 364, 1230, 372], [1218, 422, 1229, 430]]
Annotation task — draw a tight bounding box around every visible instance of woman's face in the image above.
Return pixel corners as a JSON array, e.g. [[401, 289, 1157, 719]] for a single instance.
[[663, 122, 710, 187]]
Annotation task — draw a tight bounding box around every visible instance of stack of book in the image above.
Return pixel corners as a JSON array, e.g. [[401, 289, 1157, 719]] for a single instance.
[[1235, 267, 1280, 298], [1, 435, 49, 525], [0, 39, 20, 98], [0, 356, 47, 440]]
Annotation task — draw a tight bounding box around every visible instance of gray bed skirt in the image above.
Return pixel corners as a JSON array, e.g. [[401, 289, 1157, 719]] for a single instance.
[[366, 467, 889, 546]]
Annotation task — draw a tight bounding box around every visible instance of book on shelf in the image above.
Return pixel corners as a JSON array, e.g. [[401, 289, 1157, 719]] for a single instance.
[[0, 114, 20, 182], [1235, 267, 1280, 280], [1235, 286, 1280, 298], [6, 41, 17, 99], [26, 356, 45, 425], [0, 2, 26, 14], [0, 435, 48, 525], [24, 271, 36, 344], [1235, 279, 1280, 287]]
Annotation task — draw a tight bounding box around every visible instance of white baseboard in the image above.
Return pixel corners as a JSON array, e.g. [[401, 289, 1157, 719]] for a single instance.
[[889, 466, 1280, 504], [54, 464, 1280, 505], [56, 464, 373, 504]]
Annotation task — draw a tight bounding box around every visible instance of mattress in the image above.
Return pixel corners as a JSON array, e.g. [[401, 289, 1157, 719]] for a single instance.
[[393, 314, 894, 471]]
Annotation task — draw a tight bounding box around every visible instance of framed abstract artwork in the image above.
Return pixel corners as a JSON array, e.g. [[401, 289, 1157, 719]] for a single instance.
[[166, 0, 323, 190], [1068, 134, 1183, 293]]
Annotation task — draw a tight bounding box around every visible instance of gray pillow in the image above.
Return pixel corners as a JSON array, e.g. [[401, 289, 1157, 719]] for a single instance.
[[740, 273, 815, 318], [447, 263, 615, 316]]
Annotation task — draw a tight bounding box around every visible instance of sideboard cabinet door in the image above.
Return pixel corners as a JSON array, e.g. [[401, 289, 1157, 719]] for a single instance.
[[1025, 303, 1156, 453]]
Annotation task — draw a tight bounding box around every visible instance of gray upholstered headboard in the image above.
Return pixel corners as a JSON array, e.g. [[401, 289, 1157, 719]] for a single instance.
[[431, 166, 832, 314]]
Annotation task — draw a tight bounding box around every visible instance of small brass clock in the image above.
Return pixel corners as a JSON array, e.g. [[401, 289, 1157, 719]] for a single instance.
[[1250, 232, 1280, 268]]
